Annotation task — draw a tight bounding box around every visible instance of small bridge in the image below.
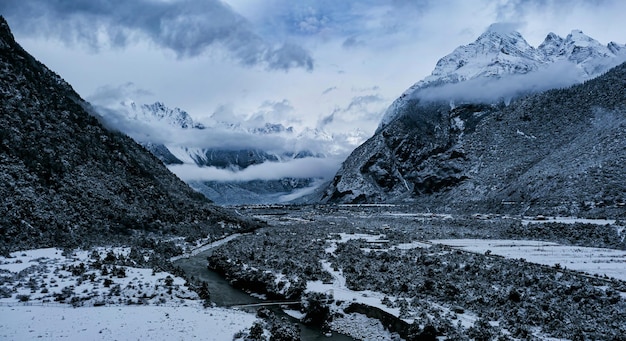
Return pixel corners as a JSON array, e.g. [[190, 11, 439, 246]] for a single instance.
[[228, 301, 301, 309]]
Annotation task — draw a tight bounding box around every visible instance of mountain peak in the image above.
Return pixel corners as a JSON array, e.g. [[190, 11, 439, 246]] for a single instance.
[[0, 16, 12, 42], [121, 101, 204, 129], [565, 29, 602, 47], [426, 25, 538, 82], [484, 22, 522, 36], [379, 27, 625, 128]]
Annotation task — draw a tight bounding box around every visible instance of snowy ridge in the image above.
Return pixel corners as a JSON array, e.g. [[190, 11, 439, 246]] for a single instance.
[[121, 100, 204, 129], [380, 26, 626, 127]]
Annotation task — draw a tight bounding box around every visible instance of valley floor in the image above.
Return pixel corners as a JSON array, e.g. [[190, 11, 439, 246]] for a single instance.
[[208, 205, 626, 340], [2, 205, 625, 340]]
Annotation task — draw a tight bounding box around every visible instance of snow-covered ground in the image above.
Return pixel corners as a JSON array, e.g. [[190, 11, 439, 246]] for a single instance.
[[307, 233, 478, 340], [0, 247, 258, 340], [430, 239, 626, 281], [309, 232, 626, 339], [0, 304, 256, 340], [329, 312, 400, 341], [0, 247, 196, 306], [521, 216, 616, 226]]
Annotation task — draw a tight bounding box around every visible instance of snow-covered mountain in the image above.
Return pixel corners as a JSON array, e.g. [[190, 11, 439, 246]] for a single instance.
[[101, 100, 340, 205], [0, 16, 254, 252], [320, 27, 626, 217], [379, 26, 626, 127], [115, 100, 326, 169], [122, 101, 205, 129]]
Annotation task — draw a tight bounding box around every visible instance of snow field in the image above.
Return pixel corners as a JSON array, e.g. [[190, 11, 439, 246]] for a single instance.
[[329, 312, 401, 341], [430, 239, 626, 281], [521, 216, 616, 226], [312, 231, 626, 339], [0, 304, 256, 340], [0, 247, 259, 340], [0, 247, 195, 306]]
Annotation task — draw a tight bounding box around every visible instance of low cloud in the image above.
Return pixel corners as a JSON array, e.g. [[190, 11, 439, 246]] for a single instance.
[[0, 0, 313, 71], [318, 94, 386, 130], [87, 83, 152, 106], [95, 105, 293, 152], [169, 156, 343, 182], [415, 61, 584, 103], [246, 100, 296, 127], [91, 95, 348, 159], [342, 36, 366, 49]]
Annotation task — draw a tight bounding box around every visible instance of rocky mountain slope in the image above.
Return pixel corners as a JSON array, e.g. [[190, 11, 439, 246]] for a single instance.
[[0, 17, 257, 254], [322, 30, 626, 217]]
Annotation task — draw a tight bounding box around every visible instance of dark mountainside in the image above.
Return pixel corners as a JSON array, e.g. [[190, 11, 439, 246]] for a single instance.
[[0, 17, 257, 254], [322, 63, 626, 217]]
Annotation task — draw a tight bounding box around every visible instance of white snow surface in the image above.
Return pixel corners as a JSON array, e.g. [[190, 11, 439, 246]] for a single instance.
[[329, 312, 401, 341], [430, 239, 626, 281], [521, 216, 616, 226], [0, 305, 255, 340]]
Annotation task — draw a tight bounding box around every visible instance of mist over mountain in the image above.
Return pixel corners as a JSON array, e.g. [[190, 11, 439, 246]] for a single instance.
[[379, 26, 626, 127], [0, 17, 256, 253], [93, 99, 343, 205], [321, 27, 626, 218]]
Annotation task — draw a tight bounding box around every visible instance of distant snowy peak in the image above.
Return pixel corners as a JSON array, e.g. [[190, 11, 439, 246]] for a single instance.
[[122, 101, 204, 129], [426, 29, 541, 84], [250, 122, 294, 135], [379, 28, 626, 128], [537, 32, 563, 57], [428, 28, 625, 86], [297, 127, 333, 141], [539, 30, 624, 75]]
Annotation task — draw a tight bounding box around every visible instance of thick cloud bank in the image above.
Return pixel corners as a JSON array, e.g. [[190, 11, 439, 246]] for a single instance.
[[416, 61, 584, 103], [169, 156, 342, 182], [0, 0, 313, 71]]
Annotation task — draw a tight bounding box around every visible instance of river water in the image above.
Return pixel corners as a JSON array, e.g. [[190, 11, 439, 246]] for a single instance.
[[174, 248, 354, 340]]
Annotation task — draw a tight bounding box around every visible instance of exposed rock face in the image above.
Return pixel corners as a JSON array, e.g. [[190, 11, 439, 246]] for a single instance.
[[322, 61, 626, 217], [0, 17, 255, 253]]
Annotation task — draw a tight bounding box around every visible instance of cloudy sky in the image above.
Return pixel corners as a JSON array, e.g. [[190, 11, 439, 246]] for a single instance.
[[2, 0, 625, 182]]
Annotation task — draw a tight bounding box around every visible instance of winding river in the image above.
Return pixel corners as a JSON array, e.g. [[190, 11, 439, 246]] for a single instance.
[[173, 247, 354, 340]]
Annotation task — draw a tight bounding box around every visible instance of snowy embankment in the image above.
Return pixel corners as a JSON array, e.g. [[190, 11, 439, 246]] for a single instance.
[[430, 239, 626, 281], [0, 247, 258, 340], [307, 233, 405, 340]]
